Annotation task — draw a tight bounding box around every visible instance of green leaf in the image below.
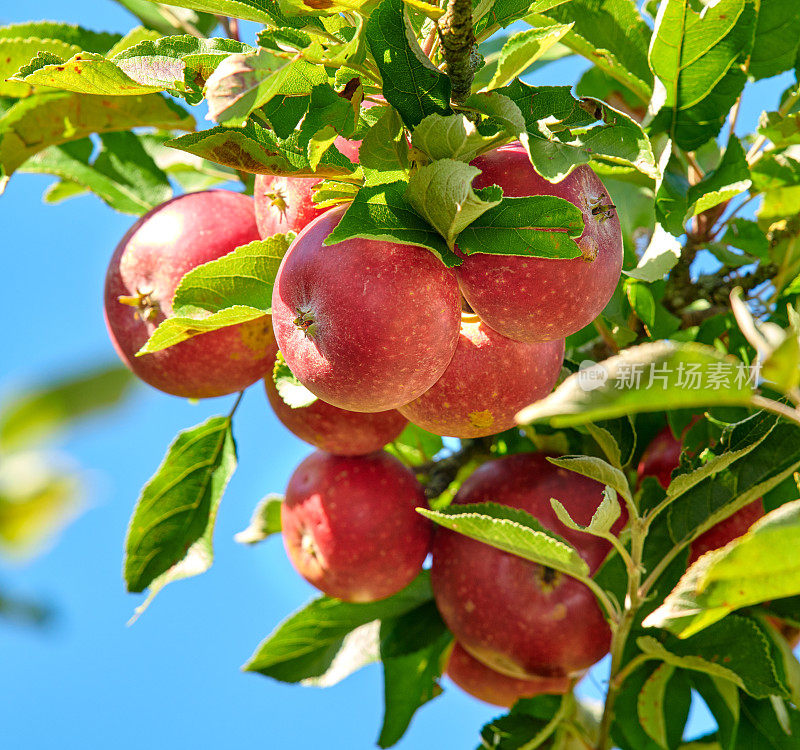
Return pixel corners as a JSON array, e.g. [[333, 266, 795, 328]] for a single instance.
[[486, 23, 573, 91], [0, 91, 194, 185], [378, 602, 450, 748], [689, 673, 740, 750], [0, 364, 135, 452], [406, 161, 502, 248], [0, 21, 121, 53], [517, 342, 756, 428], [750, 147, 800, 193], [626, 280, 681, 339], [365, 0, 451, 128], [166, 122, 356, 178], [418, 502, 590, 579], [140, 234, 291, 353], [552, 485, 622, 537], [124, 416, 237, 598], [323, 180, 460, 267], [735, 695, 800, 749], [0, 39, 82, 97], [111, 0, 219, 36], [649, 0, 755, 150], [456, 194, 584, 258], [586, 416, 637, 469], [749, 0, 800, 81], [499, 80, 657, 181], [462, 91, 528, 142], [385, 423, 443, 466], [130, 0, 295, 25], [273, 351, 318, 409], [645, 500, 800, 637], [359, 105, 409, 172], [625, 224, 682, 283], [243, 573, 433, 682], [687, 136, 751, 216], [411, 113, 507, 163], [546, 455, 632, 506], [655, 152, 690, 236], [234, 494, 283, 544], [298, 83, 358, 149], [205, 48, 327, 124], [637, 662, 675, 749]]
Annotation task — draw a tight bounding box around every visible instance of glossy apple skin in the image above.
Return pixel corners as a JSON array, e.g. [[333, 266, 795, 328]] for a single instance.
[[281, 450, 431, 602], [272, 206, 462, 412], [254, 136, 361, 238], [264, 344, 407, 454], [104, 190, 271, 398], [456, 144, 623, 342], [399, 314, 564, 438], [446, 641, 571, 707], [432, 453, 626, 679]]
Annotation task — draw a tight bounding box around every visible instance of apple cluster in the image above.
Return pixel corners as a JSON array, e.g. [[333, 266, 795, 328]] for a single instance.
[[101, 140, 637, 706]]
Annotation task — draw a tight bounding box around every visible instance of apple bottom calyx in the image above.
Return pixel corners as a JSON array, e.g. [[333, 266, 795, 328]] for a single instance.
[[117, 288, 160, 322], [293, 308, 317, 337]]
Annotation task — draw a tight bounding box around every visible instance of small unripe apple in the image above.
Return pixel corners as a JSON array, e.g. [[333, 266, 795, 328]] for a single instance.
[[104, 190, 271, 399], [456, 143, 623, 342], [264, 345, 407, 455], [399, 313, 564, 438], [281, 450, 431, 602], [272, 206, 462, 412], [446, 641, 572, 707], [432, 453, 625, 680]]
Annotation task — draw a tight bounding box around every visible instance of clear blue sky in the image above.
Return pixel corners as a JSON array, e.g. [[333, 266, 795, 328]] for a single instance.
[[0, 2, 793, 748]]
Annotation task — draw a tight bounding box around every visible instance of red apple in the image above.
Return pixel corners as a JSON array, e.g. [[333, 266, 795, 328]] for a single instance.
[[636, 425, 684, 489], [281, 450, 431, 602], [264, 343, 407, 455], [398, 313, 564, 438], [431, 453, 625, 679], [456, 143, 623, 342], [271, 205, 462, 412], [104, 190, 271, 399], [446, 641, 572, 707], [254, 136, 361, 239]]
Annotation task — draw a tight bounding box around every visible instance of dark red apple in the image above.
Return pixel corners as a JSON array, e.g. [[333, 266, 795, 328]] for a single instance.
[[104, 190, 272, 399], [398, 313, 564, 438], [636, 425, 684, 489], [281, 450, 431, 602], [271, 205, 462, 412], [254, 136, 361, 239], [431, 453, 626, 680], [456, 143, 623, 342], [264, 343, 407, 455], [446, 641, 572, 707]]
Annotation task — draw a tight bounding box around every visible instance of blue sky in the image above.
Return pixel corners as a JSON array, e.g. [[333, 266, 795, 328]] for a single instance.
[[0, 2, 794, 748]]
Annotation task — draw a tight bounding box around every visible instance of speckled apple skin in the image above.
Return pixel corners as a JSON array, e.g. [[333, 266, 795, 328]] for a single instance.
[[272, 206, 462, 412], [456, 144, 623, 343], [637, 426, 764, 564], [446, 641, 571, 707], [254, 136, 361, 239], [399, 315, 564, 438], [281, 450, 431, 602], [432, 453, 627, 679], [104, 190, 272, 399]]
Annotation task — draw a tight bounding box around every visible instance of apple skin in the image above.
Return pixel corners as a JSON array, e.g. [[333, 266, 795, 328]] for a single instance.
[[431, 453, 626, 679], [398, 314, 564, 438], [446, 641, 572, 707], [264, 344, 407, 455], [254, 136, 361, 238], [455, 143, 623, 343], [281, 450, 431, 602], [104, 190, 272, 399], [637, 426, 764, 565], [272, 205, 462, 412]]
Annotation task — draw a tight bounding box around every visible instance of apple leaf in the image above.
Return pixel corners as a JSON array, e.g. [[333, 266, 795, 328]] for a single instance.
[[0, 364, 135, 453], [234, 494, 283, 544], [749, 1, 800, 80], [462, 91, 527, 142], [0, 39, 82, 97], [586, 417, 637, 470], [624, 224, 681, 283], [637, 662, 675, 749], [735, 695, 800, 748], [243, 573, 433, 682], [418, 502, 590, 579], [546, 455, 632, 507], [645, 500, 800, 638], [455, 194, 584, 259], [323, 180, 460, 267], [0, 21, 121, 52], [516, 342, 756, 428], [406, 161, 503, 248], [689, 673, 740, 750], [359, 106, 409, 172], [121, 0, 290, 25], [486, 23, 573, 91], [378, 602, 450, 748], [411, 113, 508, 164], [0, 91, 194, 184], [386, 423, 443, 466], [687, 136, 751, 217], [365, 0, 451, 128], [551, 486, 622, 538], [478, 694, 571, 750], [273, 351, 318, 409], [124, 416, 236, 599], [109, 0, 219, 36]]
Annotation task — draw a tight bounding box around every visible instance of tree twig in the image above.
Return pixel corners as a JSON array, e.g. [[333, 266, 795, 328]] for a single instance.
[[437, 0, 476, 105]]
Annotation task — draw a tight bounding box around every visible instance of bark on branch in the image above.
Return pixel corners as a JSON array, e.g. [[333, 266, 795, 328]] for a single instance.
[[437, 0, 475, 105]]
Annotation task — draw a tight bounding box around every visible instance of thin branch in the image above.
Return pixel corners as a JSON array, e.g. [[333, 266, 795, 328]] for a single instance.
[[437, 0, 476, 105]]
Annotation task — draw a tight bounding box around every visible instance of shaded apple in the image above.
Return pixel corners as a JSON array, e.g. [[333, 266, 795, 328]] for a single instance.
[[432, 453, 626, 679], [264, 343, 407, 455], [456, 143, 623, 342], [272, 205, 462, 412], [399, 313, 564, 438], [104, 190, 271, 399], [446, 641, 572, 707], [281, 450, 431, 602]]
